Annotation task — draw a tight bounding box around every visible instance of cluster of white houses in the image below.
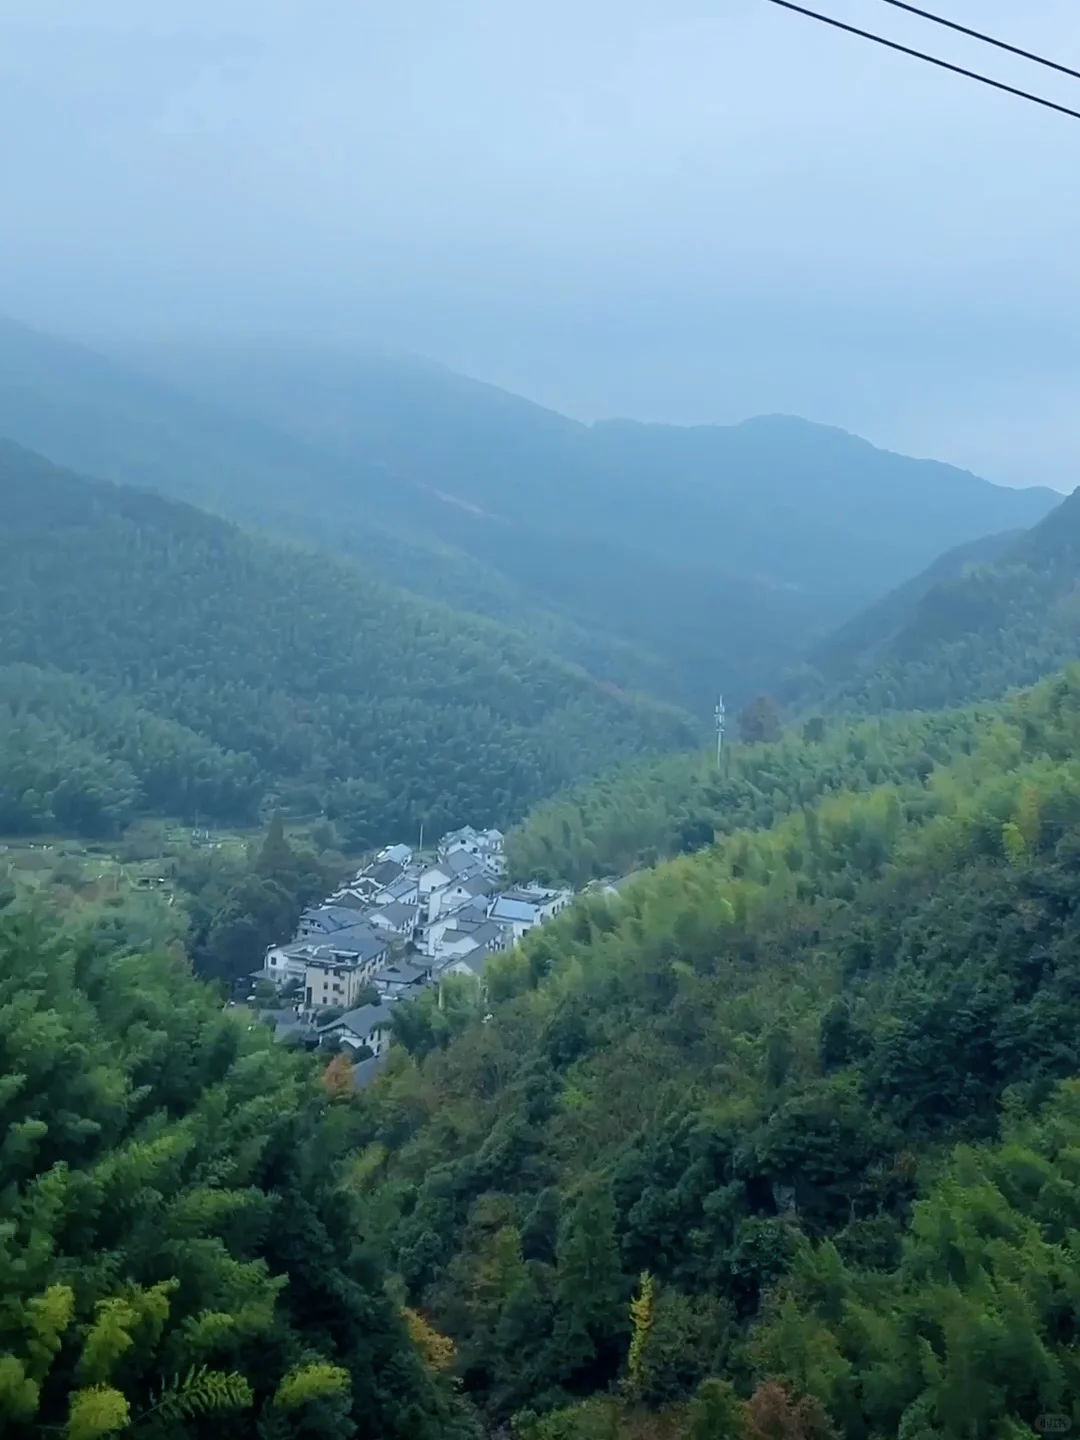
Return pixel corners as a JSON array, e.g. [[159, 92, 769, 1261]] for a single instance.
[[256, 826, 572, 1081]]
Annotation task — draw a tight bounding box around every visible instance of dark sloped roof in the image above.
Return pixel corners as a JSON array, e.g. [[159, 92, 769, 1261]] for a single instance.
[[465, 920, 509, 949], [445, 849, 483, 877], [300, 904, 361, 932], [375, 960, 427, 986], [372, 900, 418, 925], [319, 1001, 395, 1038], [363, 859, 404, 887], [325, 923, 387, 962], [352, 1052, 390, 1089]]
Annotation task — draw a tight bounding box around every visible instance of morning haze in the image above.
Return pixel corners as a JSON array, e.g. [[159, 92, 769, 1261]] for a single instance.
[[1, 0, 1078, 487], [10, 7, 1080, 1434]]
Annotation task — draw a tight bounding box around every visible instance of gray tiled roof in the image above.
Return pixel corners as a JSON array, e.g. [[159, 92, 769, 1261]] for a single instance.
[[300, 904, 362, 932], [289, 923, 387, 967], [457, 874, 494, 897], [372, 900, 418, 925], [445, 849, 482, 877], [352, 1052, 390, 1088], [319, 1001, 395, 1039], [375, 960, 428, 986], [363, 859, 404, 888], [325, 923, 388, 962], [464, 920, 509, 949], [490, 896, 537, 924], [379, 876, 419, 901]]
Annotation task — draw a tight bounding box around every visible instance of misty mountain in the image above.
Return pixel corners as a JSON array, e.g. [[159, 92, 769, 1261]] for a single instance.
[[0, 439, 694, 841], [123, 338, 1057, 590], [0, 318, 1058, 715], [801, 487, 1080, 712], [794, 528, 1023, 693]]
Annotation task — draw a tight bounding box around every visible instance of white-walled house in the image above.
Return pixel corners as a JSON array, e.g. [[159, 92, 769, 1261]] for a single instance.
[[263, 944, 308, 988], [489, 885, 572, 940], [438, 826, 479, 859], [297, 904, 364, 939], [419, 861, 455, 897], [263, 819, 574, 1030], [375, 874, 420, 907], [439, 873, 495, 913], [367, 900, 418, 941], [376, 844, 413, 866], [432, 927, 485, 960], [440, 946, 486, 980]]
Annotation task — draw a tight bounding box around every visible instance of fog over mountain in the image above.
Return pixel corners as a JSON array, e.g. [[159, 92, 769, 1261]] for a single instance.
[[2, 0, 1079, 487]]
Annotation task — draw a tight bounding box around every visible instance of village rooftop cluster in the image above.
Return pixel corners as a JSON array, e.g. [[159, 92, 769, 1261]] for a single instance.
[[254, 825, 573, 1082]]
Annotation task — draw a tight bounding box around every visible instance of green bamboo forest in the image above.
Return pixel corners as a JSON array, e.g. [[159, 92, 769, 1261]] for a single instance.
[[365, 668, 1080, 1438], [4, 334, 1080, 1439]]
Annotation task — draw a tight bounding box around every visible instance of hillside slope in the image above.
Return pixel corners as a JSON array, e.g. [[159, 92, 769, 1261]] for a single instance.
[[123, 342, 1059, 713], [0, 441, 695, 840], [0, 318, 1056, 715], [796, 528, 1021, 690], [505, 704, 992, 886], [356, 666, 1080, 1435], [806, 486, 1080, 712]]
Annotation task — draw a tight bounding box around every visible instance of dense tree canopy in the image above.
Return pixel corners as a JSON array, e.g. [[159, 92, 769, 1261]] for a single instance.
[[352, 666, 1080, 1436], [792, 486, 1080, 715], [0, 904, 476, 1439], [506, 705, 991, 886], [0, 442, 696, 842]]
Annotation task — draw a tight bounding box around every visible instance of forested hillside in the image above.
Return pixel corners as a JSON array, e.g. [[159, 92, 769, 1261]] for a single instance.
[[120, 340, 1059, 713], [0, 441, 695, 841], [799, 485, 1080, 713], [793, 529, 1020, 695], [505, 706, 992, 886], [0, 318, 1057, 716], [349, 667, 1080, 1437], [0, 904, 474, 1439]]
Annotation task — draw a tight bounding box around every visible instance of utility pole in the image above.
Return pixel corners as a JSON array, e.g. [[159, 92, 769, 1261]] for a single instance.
[[714, 695, 726, 770], [418, 820, 424, 855]]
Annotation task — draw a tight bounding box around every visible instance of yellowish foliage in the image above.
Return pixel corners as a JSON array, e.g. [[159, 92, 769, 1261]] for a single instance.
[[626, 1271, 655, 1399], [0, 1356, 39, 1423], [67, 1384, 130, 1440], [403, 1306, 456, 1372], [272, 1361, 350, 1409], [26, 1283, 76, 1377], [323, 1052, 356, 1099]]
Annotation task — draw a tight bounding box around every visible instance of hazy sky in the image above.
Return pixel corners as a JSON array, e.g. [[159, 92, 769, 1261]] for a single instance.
[[2, 0, 1079, 487]]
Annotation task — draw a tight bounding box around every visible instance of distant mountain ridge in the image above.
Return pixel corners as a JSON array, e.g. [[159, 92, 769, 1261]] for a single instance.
[[0, 316, 1058, 716]]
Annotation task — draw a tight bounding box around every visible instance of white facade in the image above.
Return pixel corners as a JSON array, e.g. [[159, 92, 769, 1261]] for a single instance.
[[377, 844, 413, 865], [419, 863, 454, 897], [264, 945, 307, 986]]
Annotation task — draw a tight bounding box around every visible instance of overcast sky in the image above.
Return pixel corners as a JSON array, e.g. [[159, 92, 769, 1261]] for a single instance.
[[2, 0, 1079, 487]]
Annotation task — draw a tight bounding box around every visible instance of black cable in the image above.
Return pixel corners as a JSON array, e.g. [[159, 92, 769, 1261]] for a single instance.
[[764, 0, 1080, 121], [870, 0, 1080, 84]]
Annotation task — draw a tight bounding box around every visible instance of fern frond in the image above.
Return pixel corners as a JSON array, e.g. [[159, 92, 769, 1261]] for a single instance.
[[143, 1365, 253, 1423]]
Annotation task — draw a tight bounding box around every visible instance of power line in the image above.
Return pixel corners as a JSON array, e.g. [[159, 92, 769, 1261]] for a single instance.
[[764, 0, 1080, 122], [869, 0, 1080, 84]]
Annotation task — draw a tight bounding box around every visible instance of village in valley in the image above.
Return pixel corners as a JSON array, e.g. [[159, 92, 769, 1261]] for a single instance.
[[253, 824, 579, 1084]]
